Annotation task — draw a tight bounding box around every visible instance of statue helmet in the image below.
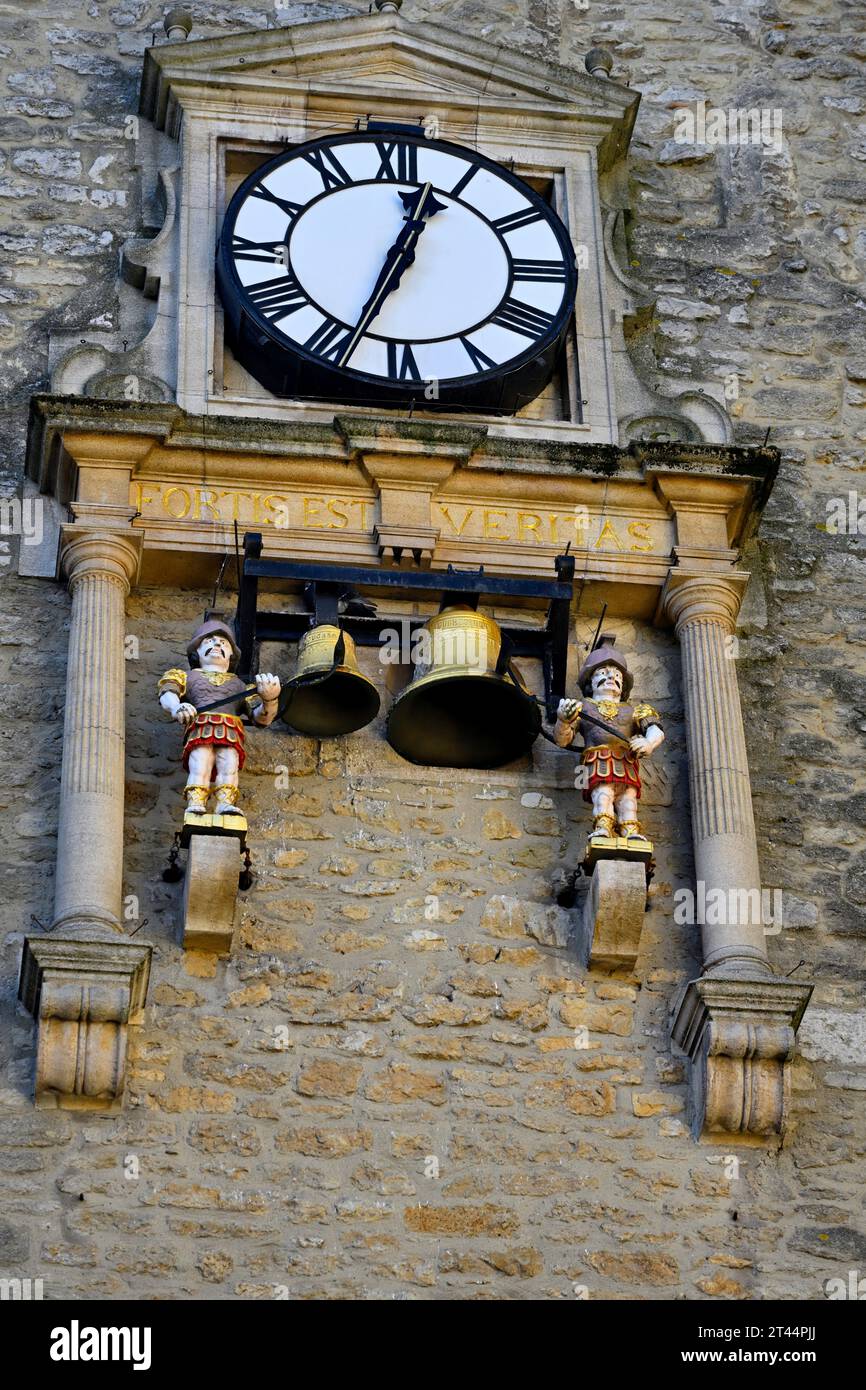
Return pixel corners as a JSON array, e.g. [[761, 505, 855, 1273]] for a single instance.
[[577, 632, 633, 699], [186, 617, 241, 669]]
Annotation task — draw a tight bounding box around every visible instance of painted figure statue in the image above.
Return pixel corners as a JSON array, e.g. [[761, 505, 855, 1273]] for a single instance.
[[158, 619, 281, 819], [553, 633, 664, 845]]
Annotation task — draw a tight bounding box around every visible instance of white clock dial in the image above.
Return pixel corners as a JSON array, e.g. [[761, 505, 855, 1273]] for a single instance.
[[217, 131, 577, 412]]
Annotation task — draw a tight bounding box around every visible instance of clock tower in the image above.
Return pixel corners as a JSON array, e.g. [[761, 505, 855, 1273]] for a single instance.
[[19, 3, 812, 1165]]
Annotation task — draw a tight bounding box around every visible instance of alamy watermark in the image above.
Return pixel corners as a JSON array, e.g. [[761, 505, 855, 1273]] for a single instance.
[[0, 1276, 44, 1299], [378, 616, 489, 673], [674, 881, 784, 933], [674, 99, 784, 153], [824, 1269, 866, 1300], [0, 496, 44, 563], [825, 491, 866, 536]]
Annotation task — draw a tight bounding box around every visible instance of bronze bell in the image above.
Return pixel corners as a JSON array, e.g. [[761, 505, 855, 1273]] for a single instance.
[[281, 624, 380, 737], [386, 605, 541, 768]]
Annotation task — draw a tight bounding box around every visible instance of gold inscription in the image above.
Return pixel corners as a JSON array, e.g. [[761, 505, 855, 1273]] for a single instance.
[[130, 484, 662, 554], [434, 503, 661, 553]]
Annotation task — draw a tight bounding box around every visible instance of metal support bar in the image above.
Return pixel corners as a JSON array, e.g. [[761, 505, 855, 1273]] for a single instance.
[[235, 532, 261, 678], [543, 550, 576, 718], [242, 549, 572, 603], [233, 534, 574, 710]]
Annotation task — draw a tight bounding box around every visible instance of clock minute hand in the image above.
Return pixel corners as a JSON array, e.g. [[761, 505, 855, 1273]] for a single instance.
[[337, 182, 447, 369]]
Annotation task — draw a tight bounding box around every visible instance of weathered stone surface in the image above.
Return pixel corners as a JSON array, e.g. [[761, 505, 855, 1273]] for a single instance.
[[586, 1252, 680, 1286], [404, 1204, 519, 1237], [295, 1059, 363, 1098]]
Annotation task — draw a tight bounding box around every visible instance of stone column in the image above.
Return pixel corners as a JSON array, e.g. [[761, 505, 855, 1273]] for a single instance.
[[18, 524, 152, 1110], [663, 569, 768, 976], [52, 525, 143, 937], [662, 565, 812, 1139]]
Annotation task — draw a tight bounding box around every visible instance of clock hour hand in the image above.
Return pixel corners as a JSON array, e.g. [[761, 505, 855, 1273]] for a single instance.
[[337, 182, 447, 369]]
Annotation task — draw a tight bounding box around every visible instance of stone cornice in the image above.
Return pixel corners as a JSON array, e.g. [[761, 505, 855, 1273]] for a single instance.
[[27, 395, 780, 500], [26, 398, 779, 599]]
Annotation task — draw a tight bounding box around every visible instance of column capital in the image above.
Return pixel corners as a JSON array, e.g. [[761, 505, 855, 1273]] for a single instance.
[[660, 564, 751, 635], [60, 523, 143, 593]]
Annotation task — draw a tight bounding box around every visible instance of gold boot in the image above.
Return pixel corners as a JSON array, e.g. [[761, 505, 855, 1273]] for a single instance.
[[184, 783, 210, 815], [590, 812, 616, 843], [213, 782, 243, 817], [618, 819, 649, 842]]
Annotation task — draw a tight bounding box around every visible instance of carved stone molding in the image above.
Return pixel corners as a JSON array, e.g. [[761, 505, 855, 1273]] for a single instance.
[[374, 523, 440, 568], [18, 937, 152, 1110], [670, 975, 813, 1139]]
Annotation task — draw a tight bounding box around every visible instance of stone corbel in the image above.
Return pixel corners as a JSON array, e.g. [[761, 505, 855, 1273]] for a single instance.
[[18, 938, 152, 1111], [335, 415, 486, 566], [181, 832, 243, 954], [578, 857, 648, 969], [670, 975, 813, 1139]]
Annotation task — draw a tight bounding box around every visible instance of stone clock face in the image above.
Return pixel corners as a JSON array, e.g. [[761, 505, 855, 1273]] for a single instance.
[[216, 131, 578, 413]]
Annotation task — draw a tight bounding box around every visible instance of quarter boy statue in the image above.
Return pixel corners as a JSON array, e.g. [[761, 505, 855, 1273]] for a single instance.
[[553, 633, 664, 845], [158, 619, 281, 819]]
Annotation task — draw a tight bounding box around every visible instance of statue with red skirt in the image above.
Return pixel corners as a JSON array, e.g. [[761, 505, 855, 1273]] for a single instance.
[[553, 633, 664, 848], [158, 618, 281, 824]]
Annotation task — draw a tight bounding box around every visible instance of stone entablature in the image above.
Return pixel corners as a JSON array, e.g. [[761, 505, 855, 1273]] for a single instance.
[[26, 396, 776, 604]]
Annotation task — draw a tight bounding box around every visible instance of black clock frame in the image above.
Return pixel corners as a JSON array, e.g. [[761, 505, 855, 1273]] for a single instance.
[[216, 130, 578, 415]]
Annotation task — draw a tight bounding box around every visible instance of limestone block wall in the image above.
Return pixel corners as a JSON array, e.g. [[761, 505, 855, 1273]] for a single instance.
[[0, 0, 865, 1299]]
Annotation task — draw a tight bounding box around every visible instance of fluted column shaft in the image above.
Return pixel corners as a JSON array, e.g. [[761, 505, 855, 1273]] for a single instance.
[[53, 526, 142, 937], [665, 572, 771, 977]]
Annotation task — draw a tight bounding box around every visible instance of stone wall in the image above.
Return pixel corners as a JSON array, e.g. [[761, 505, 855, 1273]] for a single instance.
[[1, 0, 865, 1299]]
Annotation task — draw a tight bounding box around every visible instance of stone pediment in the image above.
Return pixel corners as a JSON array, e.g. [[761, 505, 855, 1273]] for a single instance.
[[141, 11, 637, 163]]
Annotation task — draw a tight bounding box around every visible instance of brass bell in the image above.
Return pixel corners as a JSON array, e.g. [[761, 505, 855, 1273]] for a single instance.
[[386, 605, 541, 768], [281, 624, 380, 737]]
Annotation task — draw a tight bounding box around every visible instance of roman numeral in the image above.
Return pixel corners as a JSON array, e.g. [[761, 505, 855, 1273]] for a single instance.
[[387, 342, 421, 381], [460, 336, 497, 372], [302, 146, 353, 191], [492, 206, 544, 235], [374, 141, 418, 183], [232, 235, 289, 266], [245, 273, 308, 319], [249, 184, 303, 224], [511, 258, 567, 282], [304, 316, 353, 362], [450, 165, 478, 199], [490, 297, 554, 339]]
